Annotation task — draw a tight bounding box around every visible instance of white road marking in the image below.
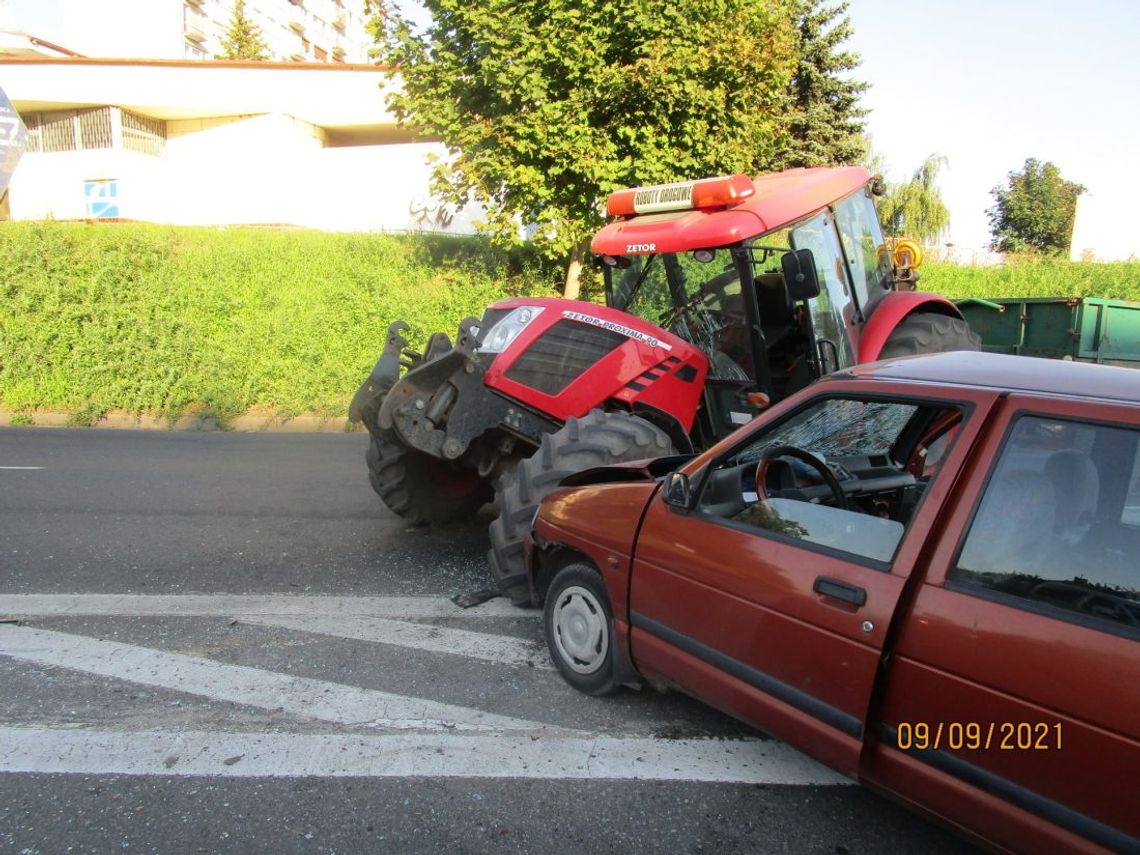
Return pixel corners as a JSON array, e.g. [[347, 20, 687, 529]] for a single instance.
[[0, 726, 851, 785], [0, 595, 854, 789], [242, 613, 553, 670], [1, 594, 546, 671], [0, 466, 44, 470], [0, 593, 529, 619], [0, 626, 567, 735]]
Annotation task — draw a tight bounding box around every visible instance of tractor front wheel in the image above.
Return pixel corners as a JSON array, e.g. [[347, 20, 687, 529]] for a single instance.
[[488, 410, 676, 606], [877, 312, 982, 360]]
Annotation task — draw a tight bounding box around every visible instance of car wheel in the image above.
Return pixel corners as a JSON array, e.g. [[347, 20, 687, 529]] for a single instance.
[[544, 563, 618, 696]]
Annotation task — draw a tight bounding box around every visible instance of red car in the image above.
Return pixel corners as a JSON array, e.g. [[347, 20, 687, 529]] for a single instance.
[[526, 351, 1140, 855]]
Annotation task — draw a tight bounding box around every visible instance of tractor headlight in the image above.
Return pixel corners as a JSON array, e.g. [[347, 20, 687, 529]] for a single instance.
[[477, 306, 546, 354]]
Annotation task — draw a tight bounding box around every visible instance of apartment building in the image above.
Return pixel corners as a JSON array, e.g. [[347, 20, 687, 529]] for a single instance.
[[4, 0, 372, 64], [183, 0, 372, 63]]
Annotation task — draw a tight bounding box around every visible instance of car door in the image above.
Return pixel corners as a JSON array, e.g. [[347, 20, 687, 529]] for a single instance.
[[627, 381, 996, 775], [868, 394, 1140, 853]]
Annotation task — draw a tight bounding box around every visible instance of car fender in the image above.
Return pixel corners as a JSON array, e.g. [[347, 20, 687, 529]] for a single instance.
[[858, 292, 965, 364]]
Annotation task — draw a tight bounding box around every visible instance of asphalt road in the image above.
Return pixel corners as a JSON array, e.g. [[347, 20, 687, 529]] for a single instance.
[[0, 427, 978, 854]]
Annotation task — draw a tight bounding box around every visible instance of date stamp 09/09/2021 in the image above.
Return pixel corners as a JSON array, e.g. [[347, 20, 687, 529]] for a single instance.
[[896, 722, 1063, 752]]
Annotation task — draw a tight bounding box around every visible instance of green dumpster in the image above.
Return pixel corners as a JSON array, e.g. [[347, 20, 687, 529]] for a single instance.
[[956, 297, 1140, 368]]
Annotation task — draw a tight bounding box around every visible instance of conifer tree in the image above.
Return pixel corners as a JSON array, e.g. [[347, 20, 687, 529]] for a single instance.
[[779, 0, 867, 167], [217, 0, 270, 61]]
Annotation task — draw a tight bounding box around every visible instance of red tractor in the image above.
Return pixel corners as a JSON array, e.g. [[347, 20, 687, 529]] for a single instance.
[[349, 166, 979, 604]]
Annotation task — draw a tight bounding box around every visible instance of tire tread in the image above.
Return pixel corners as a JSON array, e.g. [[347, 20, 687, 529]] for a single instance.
[[489, 410, 675, 605]]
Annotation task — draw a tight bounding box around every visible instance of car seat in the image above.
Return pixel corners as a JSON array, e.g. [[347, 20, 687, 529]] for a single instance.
[[1044, 449, 1099, 544], [958, 469, 1057, 577]]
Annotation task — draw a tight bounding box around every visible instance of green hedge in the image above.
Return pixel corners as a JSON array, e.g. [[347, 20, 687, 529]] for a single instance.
[[923, 258, 1140, 301], [0, 222, 558, 423], [1, 222, 1136, 424]]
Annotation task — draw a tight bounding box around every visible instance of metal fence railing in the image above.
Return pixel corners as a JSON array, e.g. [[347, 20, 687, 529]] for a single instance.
[[23, 107, 166, 157], [121, 111, 167, 157]]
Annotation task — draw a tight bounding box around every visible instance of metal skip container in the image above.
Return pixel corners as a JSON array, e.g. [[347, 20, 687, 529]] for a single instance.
[[956, 296, 1140, 367]]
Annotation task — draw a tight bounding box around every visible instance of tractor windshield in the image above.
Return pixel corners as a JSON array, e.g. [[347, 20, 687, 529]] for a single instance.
[[608, 248, 757, 381]]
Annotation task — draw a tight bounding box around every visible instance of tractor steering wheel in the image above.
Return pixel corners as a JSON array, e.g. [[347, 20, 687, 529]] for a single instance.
[[700, 268, 737, 306], [754, 445, 848, 510]]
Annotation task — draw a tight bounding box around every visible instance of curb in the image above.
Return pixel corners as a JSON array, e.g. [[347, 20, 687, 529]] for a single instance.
[[0, 411, 363, 433]]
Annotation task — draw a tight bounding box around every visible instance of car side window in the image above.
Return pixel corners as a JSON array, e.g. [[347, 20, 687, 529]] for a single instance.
[[696, 396, 963, 565], [951, 415, 1140, 636]]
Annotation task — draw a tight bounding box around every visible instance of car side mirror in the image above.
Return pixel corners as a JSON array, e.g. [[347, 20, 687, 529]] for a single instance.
[[781, 249, 821, 301], [662, 471, 693, 509]]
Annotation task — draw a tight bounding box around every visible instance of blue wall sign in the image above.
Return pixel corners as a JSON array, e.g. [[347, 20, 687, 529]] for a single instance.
[[85, 179, 120, 218]]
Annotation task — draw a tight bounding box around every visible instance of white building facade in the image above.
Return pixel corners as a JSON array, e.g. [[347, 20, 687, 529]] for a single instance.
[[1, 57, 475, 234]]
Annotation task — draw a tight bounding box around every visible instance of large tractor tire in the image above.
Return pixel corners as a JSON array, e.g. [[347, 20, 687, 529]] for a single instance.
[[366, 432, 493, 525], [488, 410, 676, 606], [878, 312, 982, 360]]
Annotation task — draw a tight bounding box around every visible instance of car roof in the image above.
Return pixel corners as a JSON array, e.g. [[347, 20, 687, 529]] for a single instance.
[[838, 351, 1140, 406], [591, 166, 871, 256]]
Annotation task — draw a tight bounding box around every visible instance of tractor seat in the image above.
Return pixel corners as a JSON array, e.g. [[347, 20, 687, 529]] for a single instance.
[[754, 272, 795, 348]]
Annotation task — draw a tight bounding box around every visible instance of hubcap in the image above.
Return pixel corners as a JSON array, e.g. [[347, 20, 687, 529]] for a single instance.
[[551, 585, 608, 675]]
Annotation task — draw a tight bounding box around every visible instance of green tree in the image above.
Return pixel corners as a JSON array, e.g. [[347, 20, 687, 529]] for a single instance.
[[216, 0, 270, 61], [988, 158, 1086, 255], [372, 0, 805, 297], [876, 153, 951, 243], [778, 0, 867, 168]]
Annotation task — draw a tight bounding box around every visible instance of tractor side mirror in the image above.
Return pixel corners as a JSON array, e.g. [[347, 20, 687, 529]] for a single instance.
[[662, 471, 693, 509], [781, 249, 821, 302]]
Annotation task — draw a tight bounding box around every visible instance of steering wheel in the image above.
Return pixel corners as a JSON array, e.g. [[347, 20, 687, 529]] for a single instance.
[[754, 445, 848, 510], [700, 268, 737, 304]]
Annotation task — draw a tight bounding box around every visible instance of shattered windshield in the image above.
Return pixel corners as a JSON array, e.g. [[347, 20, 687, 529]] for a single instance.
[[730, 398, 919, 464], [610, 250, 749, 380]]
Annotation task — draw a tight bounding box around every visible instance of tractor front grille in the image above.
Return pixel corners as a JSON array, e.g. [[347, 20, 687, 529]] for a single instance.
[[505, 319, 626, 396]]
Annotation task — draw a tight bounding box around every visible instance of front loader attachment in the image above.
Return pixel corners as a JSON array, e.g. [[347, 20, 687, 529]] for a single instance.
[[348, 321, 412, 430]]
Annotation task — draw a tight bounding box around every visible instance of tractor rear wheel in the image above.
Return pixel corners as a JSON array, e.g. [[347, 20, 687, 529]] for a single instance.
[[488, 410, 676, 606], [878, 312, 981, 360], [366, 432, 493, 525]]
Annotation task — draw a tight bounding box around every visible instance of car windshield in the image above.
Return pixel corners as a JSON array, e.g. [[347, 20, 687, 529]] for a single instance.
[[728, 398, 920, 465]]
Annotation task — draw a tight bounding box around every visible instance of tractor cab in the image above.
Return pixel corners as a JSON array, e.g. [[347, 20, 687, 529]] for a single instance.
[[595, 168, 915, 443]]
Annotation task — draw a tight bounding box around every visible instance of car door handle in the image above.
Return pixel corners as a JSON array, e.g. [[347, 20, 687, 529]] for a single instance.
[[813, 576, 867, 607]]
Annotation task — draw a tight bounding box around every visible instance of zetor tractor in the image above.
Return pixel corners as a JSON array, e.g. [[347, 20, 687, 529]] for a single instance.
[[349, 166, 979, 604]]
